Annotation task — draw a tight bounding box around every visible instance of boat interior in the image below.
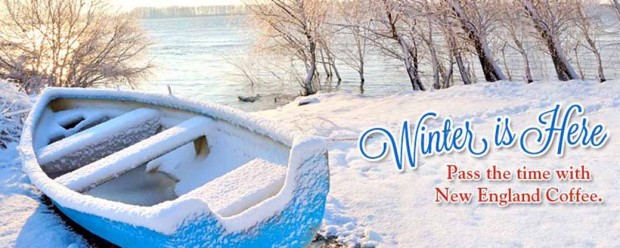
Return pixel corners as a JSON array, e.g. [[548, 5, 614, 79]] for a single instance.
[[33, 98, 291, 217]]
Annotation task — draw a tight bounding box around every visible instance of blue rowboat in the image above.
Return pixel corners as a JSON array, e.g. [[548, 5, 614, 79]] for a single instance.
[[19, 88, 329, 247]]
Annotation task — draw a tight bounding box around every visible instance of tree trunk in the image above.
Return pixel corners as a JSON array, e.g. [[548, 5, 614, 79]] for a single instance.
[[573, 45, 585, 80], [382, 1, 424, 91], [359, 61, 365, 90], [358, 40, 366, 88], [319, 48, 331, 79], [501, 44, 513, 81], [523, 54, 534, 83], [545, 35, 578, 81], [455, 51, 472, 85], [430, 45, 441, 90], [424, 19, 442, 89], [443, 56, 453, 88], [520, 0, 578, 81], [443, 23, 470, 85], [514, 38, 534, 83], [397, 35, 424, 91], [303, 40, 317, 96], [447, 0, 506, 82], [594, 49, 606, 83], [411, 39, 425, 91], [303, 65, 316, 95], [473, 38, 506, 82], [575, 3, 606, 82], [325, 48, 342, 83], [584, 32, 606, 82]]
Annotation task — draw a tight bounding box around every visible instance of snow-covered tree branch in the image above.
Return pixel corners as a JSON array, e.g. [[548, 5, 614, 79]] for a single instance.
[[0, 0, 152, 94], [244, 0, 330, 95]]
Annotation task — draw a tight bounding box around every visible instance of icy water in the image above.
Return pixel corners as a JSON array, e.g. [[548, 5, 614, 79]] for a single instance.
[[137, 15, 620, 112], [137, 15, 411, 111]]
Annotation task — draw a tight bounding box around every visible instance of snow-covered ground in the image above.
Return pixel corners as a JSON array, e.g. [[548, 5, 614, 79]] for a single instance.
[[0, 144, 87, 247], [1, 80, 619, 247], [0, 83, 87, 247], [259, 81, 620, 247]]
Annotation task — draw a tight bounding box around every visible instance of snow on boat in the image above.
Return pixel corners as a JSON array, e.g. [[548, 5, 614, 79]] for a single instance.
[[19, 88, 329, 247]]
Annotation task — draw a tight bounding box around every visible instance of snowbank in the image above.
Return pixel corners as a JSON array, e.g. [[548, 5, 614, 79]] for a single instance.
[[0, 82, 31, 148], [260, 80, 620, 247], [0, 81, 86, 247]]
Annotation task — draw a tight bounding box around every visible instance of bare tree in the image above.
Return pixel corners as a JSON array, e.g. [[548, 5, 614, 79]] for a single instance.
[[572, 0, 606, 82], [420, 15, 448, 89], [405, 0, 449, 89], [445, 24, 473, 85], [569, 39, 586, 79], [518, 0, 579, 81], [500, 0, 535, 83], [444, 0, 506, 82], [317, 35, 342, 83], [336, 0, 371, 89], [316, 6, 342, 85], [435, 1, 473, 85], [0, 0, 152, 94], [244, 0, 329, 95], [242, 0, 615, 93], [369, 0, 425, 91], [318, 46, 332, 79], [499, 42, 513, 81]]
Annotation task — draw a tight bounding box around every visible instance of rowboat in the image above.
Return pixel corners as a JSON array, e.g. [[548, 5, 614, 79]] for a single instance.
[[19, 87, 329, 247]]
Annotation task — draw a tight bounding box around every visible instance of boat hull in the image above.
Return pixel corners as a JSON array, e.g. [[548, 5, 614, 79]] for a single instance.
[[20, 88, 329, 247]]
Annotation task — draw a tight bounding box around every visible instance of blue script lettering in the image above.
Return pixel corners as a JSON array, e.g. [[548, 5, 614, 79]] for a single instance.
[[519, 103, 609, 156], [494, 117, 517, 148], [358, 112, 489, 171]]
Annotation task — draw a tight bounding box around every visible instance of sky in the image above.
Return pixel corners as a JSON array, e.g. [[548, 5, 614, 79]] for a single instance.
[[111, 0, 242, 10]]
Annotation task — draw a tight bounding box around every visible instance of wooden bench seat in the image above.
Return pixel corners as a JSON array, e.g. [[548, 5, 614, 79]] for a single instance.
[[55, 116, 214, 192], [38, 108, 161, 178], [184, 158, 287, 217]]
